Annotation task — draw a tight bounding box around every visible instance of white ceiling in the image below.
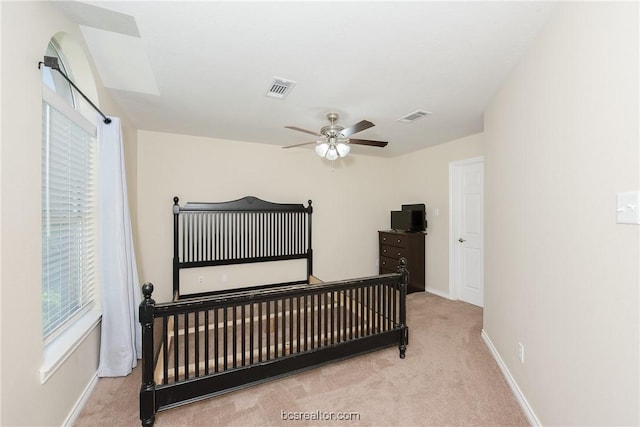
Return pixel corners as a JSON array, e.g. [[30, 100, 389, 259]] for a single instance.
[[57, 1, 557, 157]]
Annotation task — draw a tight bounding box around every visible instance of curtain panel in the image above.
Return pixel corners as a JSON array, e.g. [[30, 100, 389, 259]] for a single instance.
[[97, 116, 142, 377]]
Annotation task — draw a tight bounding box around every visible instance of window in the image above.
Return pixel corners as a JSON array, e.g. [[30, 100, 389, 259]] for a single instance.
[[41, 102, 97, 338], [42, 41, 75, 108], [41, 39, 99, 379]]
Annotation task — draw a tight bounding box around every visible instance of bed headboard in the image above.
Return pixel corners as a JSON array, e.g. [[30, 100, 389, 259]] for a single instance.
[[172, 196, 313, 298]]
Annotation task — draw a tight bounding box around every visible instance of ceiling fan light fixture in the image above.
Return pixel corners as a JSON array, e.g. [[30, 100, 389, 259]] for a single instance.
[[315, 142, 330, 157], [336, 142, 350, 157], [325, 146, 339, 161]]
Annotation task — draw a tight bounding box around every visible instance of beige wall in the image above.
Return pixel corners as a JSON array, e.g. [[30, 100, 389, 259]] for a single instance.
[[136, 131, 395, 303], [136, 130, 483, 303], [484, 2, 639, 425], [393, 133, 483, 297], [0, 2, 137, 425]]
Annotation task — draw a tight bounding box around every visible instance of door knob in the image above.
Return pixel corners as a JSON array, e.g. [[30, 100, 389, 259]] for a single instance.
[[458, 238, 466, 243]]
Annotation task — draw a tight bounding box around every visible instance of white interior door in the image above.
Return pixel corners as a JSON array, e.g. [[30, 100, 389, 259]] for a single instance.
[[450, 157, 484, 307]]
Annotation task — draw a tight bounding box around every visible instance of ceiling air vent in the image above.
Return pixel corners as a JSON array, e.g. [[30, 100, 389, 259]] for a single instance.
[[266, 77, 296, 99], [397, 110, 432, 123]]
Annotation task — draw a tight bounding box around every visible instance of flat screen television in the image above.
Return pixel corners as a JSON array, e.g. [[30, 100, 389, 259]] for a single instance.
[[391, 204, 427, 232], [391, 210, 412, 232]]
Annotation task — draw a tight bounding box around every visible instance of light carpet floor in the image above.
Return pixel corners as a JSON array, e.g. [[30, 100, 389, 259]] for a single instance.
[[74, 292, 527, 427]]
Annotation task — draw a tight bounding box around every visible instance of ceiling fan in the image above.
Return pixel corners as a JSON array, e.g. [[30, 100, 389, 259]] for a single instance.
[[283, 112, 388, 160]]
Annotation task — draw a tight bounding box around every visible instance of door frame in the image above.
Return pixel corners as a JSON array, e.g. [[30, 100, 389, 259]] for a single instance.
[[449, 156, 484, 303]]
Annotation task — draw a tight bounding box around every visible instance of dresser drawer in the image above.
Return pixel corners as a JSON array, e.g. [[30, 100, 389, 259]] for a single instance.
[[379, 232, 407, 248], [379, 255, 400, 272], [380, 244, 407, 260]]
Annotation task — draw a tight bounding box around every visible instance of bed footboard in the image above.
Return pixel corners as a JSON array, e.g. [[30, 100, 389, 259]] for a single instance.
[[139, 259, 409, 427]]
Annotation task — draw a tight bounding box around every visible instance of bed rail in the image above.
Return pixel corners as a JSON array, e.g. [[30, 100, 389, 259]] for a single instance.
[[173, 196, 313, 299], [140, 259, 409, 426]]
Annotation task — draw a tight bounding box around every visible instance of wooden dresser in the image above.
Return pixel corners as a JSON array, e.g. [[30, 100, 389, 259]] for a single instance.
[[378, 230, 425, 293]]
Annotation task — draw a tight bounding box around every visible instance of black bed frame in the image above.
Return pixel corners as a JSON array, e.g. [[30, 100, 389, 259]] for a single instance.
[[139, 196, 409, 426]]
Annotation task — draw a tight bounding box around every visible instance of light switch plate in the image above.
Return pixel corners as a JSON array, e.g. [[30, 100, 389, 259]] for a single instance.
[[616, 191, 640, 224]]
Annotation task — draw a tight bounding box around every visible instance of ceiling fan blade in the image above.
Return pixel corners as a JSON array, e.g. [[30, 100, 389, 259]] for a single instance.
[[285, 126, 322, 137], [349, 138, 388, 148], [282, 141, 318, 149], [339, 120, 374, 138]]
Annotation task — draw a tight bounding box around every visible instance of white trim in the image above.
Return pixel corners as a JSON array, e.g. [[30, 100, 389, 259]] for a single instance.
[[425, 287, 452, 300], [62, 371, 99, 427], [448, 156, 484, 302], [481, 329, 542, 427], [448, 163, 456, 300], [40, 308, 101, 383]]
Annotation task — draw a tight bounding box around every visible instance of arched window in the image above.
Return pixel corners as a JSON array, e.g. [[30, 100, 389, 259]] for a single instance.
[[41, 36, 99, 380], [42, 40, 75, 108]]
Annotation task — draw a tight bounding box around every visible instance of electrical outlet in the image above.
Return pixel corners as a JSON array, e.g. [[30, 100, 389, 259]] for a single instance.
[[198, 276, 205, 285], [518, 342, 525, 364]]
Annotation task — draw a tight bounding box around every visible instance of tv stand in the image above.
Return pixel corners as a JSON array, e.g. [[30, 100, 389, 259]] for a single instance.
[[378, 230, 425, 293]]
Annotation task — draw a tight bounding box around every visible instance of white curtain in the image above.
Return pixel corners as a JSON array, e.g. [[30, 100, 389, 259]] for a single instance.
[[97, 116, 142, 377]]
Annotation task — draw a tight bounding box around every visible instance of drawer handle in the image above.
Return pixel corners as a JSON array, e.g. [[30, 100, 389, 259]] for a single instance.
[[397, 239, 401, 243], [383, 249, 387, 253]]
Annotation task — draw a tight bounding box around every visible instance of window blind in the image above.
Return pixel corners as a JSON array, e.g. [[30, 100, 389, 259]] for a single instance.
[[42, 101, 97, 339]]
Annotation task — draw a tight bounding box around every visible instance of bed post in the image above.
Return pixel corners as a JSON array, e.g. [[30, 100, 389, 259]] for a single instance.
[[307, 200, 313, 278], [172, 197, 180, 299], [139, 283, 156, 427], [397, 258, 409, 359]]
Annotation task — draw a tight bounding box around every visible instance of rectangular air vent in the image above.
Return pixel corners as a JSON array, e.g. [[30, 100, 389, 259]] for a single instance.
[[397, 110, 432, 123], [266, 77, 296, 99]]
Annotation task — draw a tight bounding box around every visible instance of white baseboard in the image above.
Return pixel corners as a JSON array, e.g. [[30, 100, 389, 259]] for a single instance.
[[481, 329, 542, 427], [62, 371, 99, 427], [425, 287, 452, 300]]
